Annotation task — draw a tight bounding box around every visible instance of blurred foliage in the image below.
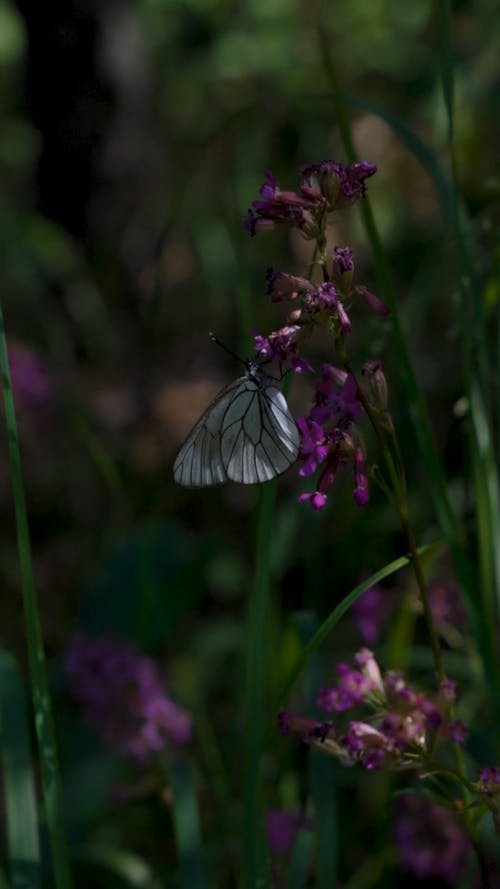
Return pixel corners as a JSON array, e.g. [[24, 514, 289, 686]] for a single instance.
[[0, 0, 499, 885]]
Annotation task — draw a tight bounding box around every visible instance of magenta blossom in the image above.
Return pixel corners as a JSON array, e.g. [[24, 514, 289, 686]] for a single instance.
[[280, 650, 467, 771], [297, 369, 367, 510], [254, 325, 313, 374]]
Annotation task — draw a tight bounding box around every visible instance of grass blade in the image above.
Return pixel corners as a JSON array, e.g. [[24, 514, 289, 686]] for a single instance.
[[169, 758, 207, 889], [437, 0, 500, 694], [316, 24, 497, 699], [0, 650, 41, 889], [242, 483, 276, 888], [270, 541, 442, 721], [0, 304, 72, 888]]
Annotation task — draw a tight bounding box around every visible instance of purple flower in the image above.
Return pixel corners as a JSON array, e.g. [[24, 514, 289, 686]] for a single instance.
[[333, 246, 354, 275], [297, 490, 327, 511], [477, 766, 500, 794], [66, 634, 192, 761], [245, 171, 323, 238], [447, 720, 468, 744], [254, 325, 313, 374], [281, 649, 467, 770], [394, 794, 470, 881], [245, 161, 376, 237], [354, 285, 389, 316], [352, 585, 394, 645], [299, 160, 377, 210], [265, 268, 312, 301], [428, 580, 467, 629], [303, 283, 352, 331], [8, 342, 53, 408], [296, 416, 329, 476], [298, 371, 367, 510], [266, 810, 307, 856], [353, 448, 369, 506]]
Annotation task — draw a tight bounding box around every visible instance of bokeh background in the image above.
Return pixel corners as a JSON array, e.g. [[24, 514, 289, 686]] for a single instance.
[[0, 0, 498, 885]]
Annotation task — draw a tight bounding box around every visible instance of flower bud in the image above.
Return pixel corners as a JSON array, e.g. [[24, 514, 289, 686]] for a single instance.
[[361, 360, 388, 411]]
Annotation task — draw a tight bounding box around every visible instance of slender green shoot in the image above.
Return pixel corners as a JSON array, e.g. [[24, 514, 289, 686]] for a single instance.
[[169, 758, 207, 889], [0, 302, 72, 888], [0, 650, 41, 889], [242, 482, 277, 888]]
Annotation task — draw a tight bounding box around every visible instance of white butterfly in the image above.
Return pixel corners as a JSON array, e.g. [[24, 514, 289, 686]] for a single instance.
[[173, 361, 299, 487]]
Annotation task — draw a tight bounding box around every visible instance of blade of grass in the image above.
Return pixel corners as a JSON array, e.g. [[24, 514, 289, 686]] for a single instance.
[[437, 0, 500, 689], [169, 758, 207, 889], [269, 540, 442, 725], [288, 828, 313, 889], [0, 304, 72, 888], [242, 483, 276, 889], [0, 650, 41, 889], [73, 844, 154, 887], [316, 25, 497, 700], [309, 753, 338, 889]]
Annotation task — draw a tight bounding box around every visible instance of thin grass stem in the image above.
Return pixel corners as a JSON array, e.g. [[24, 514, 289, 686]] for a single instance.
[[0, 303, 72, 888]]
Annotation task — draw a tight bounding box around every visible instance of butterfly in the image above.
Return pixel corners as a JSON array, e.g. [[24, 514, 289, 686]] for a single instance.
[[173, 360, 299, 487]]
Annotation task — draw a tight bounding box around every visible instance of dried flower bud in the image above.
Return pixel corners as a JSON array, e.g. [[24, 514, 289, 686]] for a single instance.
[[362, 360, 388, 411]]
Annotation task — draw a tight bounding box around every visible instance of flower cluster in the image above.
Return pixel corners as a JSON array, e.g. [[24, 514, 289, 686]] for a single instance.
[[66, 633, 192, 761], [246, 161, 389, 510], [279, 649, 467, 771], [245, 161, 377, 237]]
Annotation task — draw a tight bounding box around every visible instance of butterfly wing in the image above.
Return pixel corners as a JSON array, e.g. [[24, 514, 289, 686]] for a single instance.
[[221, 381, 300, 484], [173, 370, 299, 487], [173, 377, 244, 487]]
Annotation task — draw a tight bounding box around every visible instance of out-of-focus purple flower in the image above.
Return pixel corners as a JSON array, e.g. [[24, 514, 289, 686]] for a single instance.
[[477, 766, 500, 799], [353, 448, 369, 505], [266, 810, 307, 856], [66, 634, 192, 761], [428, 580, 467, 629], [8, 342, 53, 408], [254, 325, 313, 374], [394, 794, 470, 881], [352, 584, 393, 645]]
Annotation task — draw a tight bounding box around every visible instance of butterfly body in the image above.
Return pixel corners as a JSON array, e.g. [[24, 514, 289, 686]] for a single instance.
[[173, 362, 299, 487]]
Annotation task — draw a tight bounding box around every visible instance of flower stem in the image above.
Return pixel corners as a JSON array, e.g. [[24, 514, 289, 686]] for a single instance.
[[345, 358, 445, 683]]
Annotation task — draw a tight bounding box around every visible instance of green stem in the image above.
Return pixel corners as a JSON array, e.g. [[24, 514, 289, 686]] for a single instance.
[[345, 359, 445, 681], [0, 305, 72, 888]]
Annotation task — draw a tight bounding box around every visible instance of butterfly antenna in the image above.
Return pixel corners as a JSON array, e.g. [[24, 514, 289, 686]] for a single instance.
[[209, 332, 244, 365]]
